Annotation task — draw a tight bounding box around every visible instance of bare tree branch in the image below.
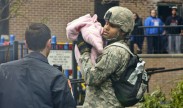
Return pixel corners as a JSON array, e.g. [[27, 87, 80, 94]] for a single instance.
[[0, 0, 28, 22], [0, 0, 14, 16]]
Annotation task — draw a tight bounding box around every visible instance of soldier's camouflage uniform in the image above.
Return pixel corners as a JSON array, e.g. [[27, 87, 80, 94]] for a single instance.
[[79, 40, 130, 108]]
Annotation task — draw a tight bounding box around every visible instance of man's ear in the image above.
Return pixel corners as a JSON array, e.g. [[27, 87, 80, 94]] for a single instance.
[[46, 39, 51, 49]]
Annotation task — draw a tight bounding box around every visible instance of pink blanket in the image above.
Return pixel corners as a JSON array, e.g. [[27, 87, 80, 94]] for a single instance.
[[66, 14, 104, 66]]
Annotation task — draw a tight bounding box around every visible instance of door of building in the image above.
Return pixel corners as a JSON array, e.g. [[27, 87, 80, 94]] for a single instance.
[[94, 0, 119, 26], [157, 3, 183, 23]]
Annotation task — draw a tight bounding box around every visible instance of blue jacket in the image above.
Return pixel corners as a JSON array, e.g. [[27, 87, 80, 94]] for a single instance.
[[0, 52, 76, 108], [144, 16, 164, 35]]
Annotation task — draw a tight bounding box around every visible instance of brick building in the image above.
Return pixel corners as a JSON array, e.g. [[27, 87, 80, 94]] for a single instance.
[[7, 0, 183, 97]]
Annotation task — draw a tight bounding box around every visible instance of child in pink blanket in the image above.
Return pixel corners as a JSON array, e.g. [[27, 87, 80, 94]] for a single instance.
[[66, 14, 104, 66]]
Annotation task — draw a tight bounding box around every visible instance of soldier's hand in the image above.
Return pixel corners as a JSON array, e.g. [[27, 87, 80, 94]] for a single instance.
[[76, 33, 92, 55]]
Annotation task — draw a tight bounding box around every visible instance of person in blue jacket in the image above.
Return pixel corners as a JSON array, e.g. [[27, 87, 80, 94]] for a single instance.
[[0, 23, 76, 108], [144, 9, 164, 54]]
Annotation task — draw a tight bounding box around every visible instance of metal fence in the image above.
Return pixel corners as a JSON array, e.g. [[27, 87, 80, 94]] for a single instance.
[[0, 41, 18, 64], [129, 25, 183, 54]]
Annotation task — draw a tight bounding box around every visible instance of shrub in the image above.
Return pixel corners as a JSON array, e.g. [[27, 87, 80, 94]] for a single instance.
[[139, 80, 183, 108], [169, 80, 183, 108], [139, 89, 169, 108]]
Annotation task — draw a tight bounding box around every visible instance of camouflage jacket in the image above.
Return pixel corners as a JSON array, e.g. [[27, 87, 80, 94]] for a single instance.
[[79, 40, 130, 108]]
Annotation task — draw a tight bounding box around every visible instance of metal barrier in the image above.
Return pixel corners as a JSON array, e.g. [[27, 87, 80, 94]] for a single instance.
[[146, 67, 183, 93], [129, 25, 183, 54], [0, 41, 18, 64], [18, 41, 28, 58]]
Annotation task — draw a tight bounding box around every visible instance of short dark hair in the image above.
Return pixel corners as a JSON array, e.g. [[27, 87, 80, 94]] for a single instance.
[[25, 23, 51, 51], [150, 9, 156, 14]]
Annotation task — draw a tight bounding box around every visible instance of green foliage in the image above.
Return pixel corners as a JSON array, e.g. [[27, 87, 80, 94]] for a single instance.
[[139, 89, 170, 108], [10, 0, 28, 16], [169, 81, 183, 108], [40, 17, 50, 24], [139, 80, 183, 108], [0, 0, 28, 22], [0, 0, 49, 23]]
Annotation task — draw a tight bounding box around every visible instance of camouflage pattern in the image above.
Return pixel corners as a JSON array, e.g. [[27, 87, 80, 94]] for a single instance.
[[79, 40, 130, 108], [104, 6, 134, 34]]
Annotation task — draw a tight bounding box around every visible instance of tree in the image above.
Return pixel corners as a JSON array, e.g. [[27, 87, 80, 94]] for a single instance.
[[0, 0, 28, 35]]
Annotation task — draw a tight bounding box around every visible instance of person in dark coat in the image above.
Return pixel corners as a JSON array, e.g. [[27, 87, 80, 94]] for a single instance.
[[130, 12, 144, 54], [164, 6, 183, 53], [0, 23, 76, 108]]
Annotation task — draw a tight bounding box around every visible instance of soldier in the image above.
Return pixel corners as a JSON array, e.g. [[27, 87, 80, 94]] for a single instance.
[[76, 6, 134, 108]]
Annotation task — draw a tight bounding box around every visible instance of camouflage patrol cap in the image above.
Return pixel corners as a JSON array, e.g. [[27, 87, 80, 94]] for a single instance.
[[104, 6, 134, 34]]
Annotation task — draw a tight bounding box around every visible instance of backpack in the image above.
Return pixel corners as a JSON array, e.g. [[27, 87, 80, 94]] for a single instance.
[[109, 42, 148, 107]]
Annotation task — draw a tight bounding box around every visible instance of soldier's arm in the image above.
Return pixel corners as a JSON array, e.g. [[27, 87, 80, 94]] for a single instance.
[[79, 46, 129, 86]]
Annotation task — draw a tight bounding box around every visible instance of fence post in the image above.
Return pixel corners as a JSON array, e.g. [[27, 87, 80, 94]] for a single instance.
[[51, 35, 56, 49], [72, 41, 78, 104], [13, 41, 18, 60], [10, 35, 15, 45], [0, 36, 5, 45]]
